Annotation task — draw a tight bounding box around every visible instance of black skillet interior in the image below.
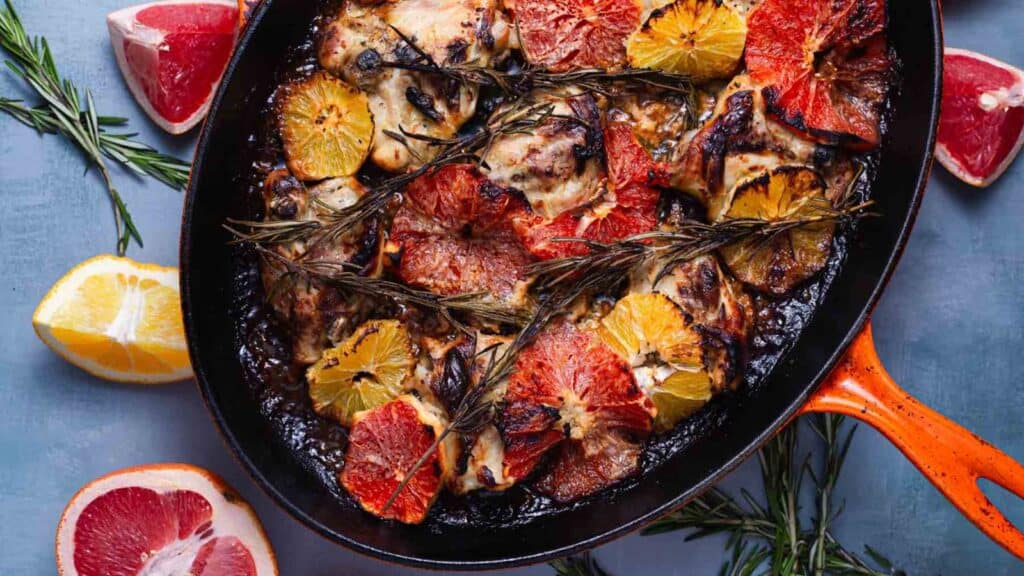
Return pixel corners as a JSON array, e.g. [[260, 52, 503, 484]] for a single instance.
[[180, 0, 941, 569]]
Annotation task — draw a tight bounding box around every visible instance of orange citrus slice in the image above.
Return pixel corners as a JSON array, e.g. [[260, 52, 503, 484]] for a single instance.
[[32, 255, 191, 384], [627, 0, 747, 81], [597, 293, 712, 430], [280, 72, 373, 180], [718, 166, 835, 295], [306, 319, 415, 426]]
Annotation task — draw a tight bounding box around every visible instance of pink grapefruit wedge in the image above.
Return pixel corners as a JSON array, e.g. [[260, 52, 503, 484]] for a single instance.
[[56, 463, 277, 576], [107, 0, 239, 135], [937, 48, 1024, 187]]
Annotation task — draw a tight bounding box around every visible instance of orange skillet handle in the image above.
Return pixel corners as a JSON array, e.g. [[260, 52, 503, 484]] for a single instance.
[[799, 322, 1024, 560]]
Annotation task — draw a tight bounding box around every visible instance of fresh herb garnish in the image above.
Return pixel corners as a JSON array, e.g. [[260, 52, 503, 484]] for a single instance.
[[0, 1, 191, 254], [530, 200, 874, 294], [641, 415, 904, 576]]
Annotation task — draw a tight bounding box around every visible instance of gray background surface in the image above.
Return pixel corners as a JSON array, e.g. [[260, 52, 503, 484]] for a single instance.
[[1, 0, 1022, 574]]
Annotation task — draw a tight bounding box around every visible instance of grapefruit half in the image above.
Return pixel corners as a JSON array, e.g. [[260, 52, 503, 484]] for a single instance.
[[513, 0, 640, 72], [937, 48, 1024, 188], [56, 463, 277, 576], [108, 0, 239, 135]]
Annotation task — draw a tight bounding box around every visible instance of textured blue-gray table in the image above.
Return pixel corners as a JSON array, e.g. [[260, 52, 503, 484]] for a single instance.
[[1, 1, 1022, 574]]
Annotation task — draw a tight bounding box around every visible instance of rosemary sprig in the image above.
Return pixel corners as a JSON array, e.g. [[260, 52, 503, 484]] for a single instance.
[[382, 25, 695, 98], [0, 98, 190, 190], [641, 415, 904, 576], [530, 201, 874, 294], [256, 247, 531, 329], [227, 100, 565, 249], [551, 552, 612, 576], [0, 1, 190, 254]]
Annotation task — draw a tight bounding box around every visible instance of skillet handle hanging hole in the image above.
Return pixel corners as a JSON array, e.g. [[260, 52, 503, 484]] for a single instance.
[[799, 322, 1024, 561]]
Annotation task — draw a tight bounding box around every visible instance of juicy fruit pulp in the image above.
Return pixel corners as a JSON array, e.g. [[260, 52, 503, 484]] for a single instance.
[[340, 396, 447, 524], [627, 0, 747, 81], [32, 255, 191, 384], [500, 321, 654, 501], [514, 0, 640, 72], [744, 0, 891, 148], [597, 293, 712, 430], [718, 166, 834, 295], [390, 164, 533, 298], [280, 73, 374, 180], [75, 488, 255, 576], [56, 464, 276, 576], [937, 48, 1024, 187], [108, 1, 238, 134], [306, 320, 415, 426]]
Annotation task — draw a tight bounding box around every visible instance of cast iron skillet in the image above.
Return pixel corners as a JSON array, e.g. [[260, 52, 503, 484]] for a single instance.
[[181, 0, 1024, 569]]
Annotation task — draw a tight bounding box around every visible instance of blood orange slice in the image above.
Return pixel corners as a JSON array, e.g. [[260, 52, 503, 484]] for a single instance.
[[55, 464, 277, 576], [937, 48, 1024, 188], [534, 429, 643, 503], [390, 164, 533, 301], [744, 0, 892, 149], [513, 0, 640, 72], [340, 395, 453, 524], [108, 0, 239, 135], [516, 123, 666, 259], [499, 321, 654, 490]]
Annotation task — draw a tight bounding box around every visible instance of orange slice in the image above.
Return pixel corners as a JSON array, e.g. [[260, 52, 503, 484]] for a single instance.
[[718, 166, 835, 295], [279, 72, 373, 180], [32, 255, 191, 384], [597, 293, 712, 430], [306, 319, 415, 427], [627, 0, 747, 81]]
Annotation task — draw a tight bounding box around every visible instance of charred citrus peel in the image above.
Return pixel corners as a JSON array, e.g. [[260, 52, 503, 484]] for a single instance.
[[279, 72, 373, 180], [627, 0, 747, 81], [745, 0, 892, 149], [306, 319, 414, 426], [717, 166, 835, 295]]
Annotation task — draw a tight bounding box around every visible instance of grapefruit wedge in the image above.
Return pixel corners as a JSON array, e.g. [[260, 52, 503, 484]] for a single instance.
[[108, 0, 239, 135], [56, 464, 277, 576], [937, 48, 1024, 188]]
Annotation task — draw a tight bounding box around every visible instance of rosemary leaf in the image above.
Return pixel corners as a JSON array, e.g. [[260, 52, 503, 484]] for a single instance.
[[550, 552, 612, 576], [641, 415, 903, 576], [0, 1, 190, 254]]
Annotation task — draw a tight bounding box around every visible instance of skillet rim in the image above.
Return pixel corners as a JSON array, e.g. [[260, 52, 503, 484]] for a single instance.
[[180, 0, 943, 569]]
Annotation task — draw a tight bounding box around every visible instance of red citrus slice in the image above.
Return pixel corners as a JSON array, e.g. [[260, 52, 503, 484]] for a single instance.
[[744, 0, 892, 149], [513, 0, 640, 72], [534, 430, 643, 503], [108, 0, 239, 135], [390, 164, 533, 300], [340, 395, 452, 524], [515, 123, 666, 259], [55, 464, 277, 576], [499, 321, 654, 490], [936, 48, 1024, 188]]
